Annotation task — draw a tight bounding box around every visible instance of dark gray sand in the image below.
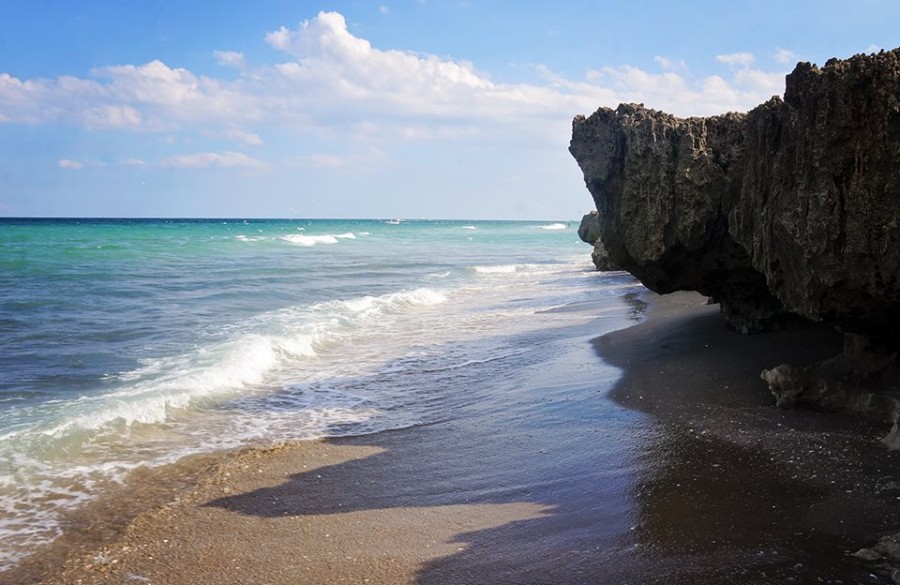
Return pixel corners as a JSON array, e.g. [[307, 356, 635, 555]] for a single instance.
[[8, 290, 900, 585]]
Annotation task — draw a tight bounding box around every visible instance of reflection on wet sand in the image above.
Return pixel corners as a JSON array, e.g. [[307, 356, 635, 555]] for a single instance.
[[601, 292, 900, 584]]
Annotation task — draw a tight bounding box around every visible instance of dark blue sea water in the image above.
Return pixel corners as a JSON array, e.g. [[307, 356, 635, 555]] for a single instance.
[[0, 217, 640, 570]]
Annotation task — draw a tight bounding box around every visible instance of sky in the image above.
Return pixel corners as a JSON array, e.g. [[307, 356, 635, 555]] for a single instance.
[[0, 1, 897, 220]]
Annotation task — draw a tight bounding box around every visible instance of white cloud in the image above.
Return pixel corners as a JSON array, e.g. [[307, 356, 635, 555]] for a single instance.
[[94, 60, 256, 127], [160, 151, 266, 169], [58, 159, 85, 169], [0, 10, 794, 171], [379, 5, 390, 14], [265, 12, 493, 102], [774, 48, 798, 64], [214, 50, 246, 68], [81, 105, 143, 129], [716, 52, 756, 68], [0, 73, 55, 124], [733, 68, 785, 98], [653, 55, 687, 72], [0, 60, 257, 132]]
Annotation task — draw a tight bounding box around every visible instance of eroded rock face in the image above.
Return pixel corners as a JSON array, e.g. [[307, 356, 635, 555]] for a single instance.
[[577, 211, 619, 271], [569, 49, 900, 431], [569, 103, 790, 332], [577, 211, 602, 244]]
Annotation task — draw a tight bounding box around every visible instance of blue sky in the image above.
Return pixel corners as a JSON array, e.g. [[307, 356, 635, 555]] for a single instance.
[[0, 1, 896, 219]]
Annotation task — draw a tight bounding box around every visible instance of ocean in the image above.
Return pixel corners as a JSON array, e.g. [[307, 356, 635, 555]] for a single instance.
[[0, 217, 642, 571]]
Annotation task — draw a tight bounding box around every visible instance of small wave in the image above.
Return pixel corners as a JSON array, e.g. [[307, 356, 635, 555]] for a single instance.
[[23, 286, 448, 440], [323, 287, 447, 318], [425, 271, 451, 280], [459, 225, 477, 230], [235, 235, 265, 242], [473, 264, 519, 274], [538, 223, 567, 230], [40, 332, 320, 436], [281, 233, 356, 247]]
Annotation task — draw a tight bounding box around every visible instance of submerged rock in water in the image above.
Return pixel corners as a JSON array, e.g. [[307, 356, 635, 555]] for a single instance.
[[569, 48, 900, 435]]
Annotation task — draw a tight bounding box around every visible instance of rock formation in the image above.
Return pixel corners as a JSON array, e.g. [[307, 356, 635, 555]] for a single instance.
[[569, 49, 900, 441], [577, 210, 602, 245], [577, 211, 618, 271]]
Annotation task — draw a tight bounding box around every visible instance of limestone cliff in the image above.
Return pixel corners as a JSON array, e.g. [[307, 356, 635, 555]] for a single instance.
[[569, 49, 900, 439]]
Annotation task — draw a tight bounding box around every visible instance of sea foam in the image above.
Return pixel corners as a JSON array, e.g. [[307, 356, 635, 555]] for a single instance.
[[39, 286, 446, 436], [281, 233, 356, 246], [474, 264, 520, 274]]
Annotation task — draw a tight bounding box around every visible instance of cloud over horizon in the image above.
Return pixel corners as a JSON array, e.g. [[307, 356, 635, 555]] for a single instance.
[[0, 11, 791, 173]]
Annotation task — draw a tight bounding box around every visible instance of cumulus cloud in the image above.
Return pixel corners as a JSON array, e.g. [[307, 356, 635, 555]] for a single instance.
[[263, 12, 786, 121], [58, 159, 85, 169], [265, 12, 493, 106], [0, 10, 794, 171], [0, 60, 256, 132], [94, 60, 256, 126]]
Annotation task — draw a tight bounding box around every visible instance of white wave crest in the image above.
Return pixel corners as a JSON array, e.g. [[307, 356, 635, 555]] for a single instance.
[[281, 233, 356, 246], [27, 287, 448, 440], [323, 287, 447, 319], [538, 223, 567, 230], [473, 264, 519, 274], [43, 333, 320, 436]]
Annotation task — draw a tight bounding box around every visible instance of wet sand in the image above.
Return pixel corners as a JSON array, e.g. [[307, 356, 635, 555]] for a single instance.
[[8, 290, 900, 584], [598, 292, 900, 583]]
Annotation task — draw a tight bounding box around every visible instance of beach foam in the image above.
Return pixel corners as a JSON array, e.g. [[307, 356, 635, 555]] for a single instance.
[[473, 264, 520, 274]]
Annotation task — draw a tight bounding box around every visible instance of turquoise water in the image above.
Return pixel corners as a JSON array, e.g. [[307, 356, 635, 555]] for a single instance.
[[0, 217, 639, 570]]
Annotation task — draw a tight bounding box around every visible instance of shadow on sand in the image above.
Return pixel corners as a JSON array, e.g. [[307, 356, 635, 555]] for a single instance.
[[204, 292, 900, 584]]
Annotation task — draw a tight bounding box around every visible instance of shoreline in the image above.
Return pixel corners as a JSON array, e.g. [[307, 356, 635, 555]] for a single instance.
[[8, 290, 900, 584]]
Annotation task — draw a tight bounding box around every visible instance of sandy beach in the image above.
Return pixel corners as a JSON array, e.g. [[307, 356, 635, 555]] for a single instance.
[[8, 290, 900, 585]]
